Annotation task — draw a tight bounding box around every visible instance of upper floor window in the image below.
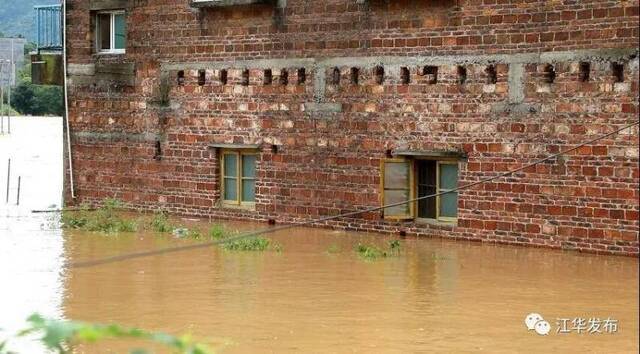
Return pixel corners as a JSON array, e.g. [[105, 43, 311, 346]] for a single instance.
[[96, 10, 126, 54]]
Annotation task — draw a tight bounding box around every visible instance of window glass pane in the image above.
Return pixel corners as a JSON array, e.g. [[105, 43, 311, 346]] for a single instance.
[[242, 155, 256, 178], [242, 179, 255, 202], [439, 163, 458, 190], [224, 178, 237, 201], [223, 154, 237, 177], [384, 190, 410, 216], [384, 162, 409, 189], [113, 13, 126, 50], [440, 192, 458, 218], [97, 13, 111, 50]]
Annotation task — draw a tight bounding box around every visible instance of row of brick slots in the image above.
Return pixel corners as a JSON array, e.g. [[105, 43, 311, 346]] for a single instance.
[[175, 61, 626, 87]]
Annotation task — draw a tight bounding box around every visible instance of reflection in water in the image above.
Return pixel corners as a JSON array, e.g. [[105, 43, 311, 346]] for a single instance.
[[63, 227, 639, 353], [1, 117, 639, 353]]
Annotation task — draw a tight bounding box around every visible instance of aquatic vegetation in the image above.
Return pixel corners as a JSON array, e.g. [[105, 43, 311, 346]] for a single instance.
[[355, 240, 402, 260], [149, 211, 174, 233], [221, 237, 273, 252], [0, 313, 212, 354], [172, 227, 203, 239], [61, 199, 137, 234], [208, 224, 226, 239]]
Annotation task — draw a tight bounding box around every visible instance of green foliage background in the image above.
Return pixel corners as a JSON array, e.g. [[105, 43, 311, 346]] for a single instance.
[[1, 1, 64, 116]]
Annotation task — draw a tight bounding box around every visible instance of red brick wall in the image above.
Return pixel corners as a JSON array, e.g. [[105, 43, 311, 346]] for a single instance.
[[65, 0, 639, 256]]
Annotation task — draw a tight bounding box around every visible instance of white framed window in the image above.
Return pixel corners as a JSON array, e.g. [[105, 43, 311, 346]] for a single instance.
[[96, 10, 126, 54]]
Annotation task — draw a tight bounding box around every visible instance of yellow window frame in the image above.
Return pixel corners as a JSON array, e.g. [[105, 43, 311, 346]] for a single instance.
[[380, 158, 415, 220], [220, 150, 257, 208]]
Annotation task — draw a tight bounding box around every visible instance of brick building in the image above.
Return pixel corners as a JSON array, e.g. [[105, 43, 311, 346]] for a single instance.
[[65, 0, 639, 256]]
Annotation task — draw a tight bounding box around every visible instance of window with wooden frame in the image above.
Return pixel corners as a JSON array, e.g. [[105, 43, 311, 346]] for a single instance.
[[220, 150, 257, 208], [96, 10, 126, 54], [381, 157, 459, 222]]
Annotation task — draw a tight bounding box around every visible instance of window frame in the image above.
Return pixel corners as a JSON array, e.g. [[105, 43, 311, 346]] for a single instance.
[[435, 160, 458, 223], [380, 158, 415, 220], [95, 10, 126, 55], [220, 149, 257, 209], [381, 157, 459, 223]]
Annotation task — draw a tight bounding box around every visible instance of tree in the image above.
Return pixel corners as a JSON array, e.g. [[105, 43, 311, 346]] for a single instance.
[[11, 82, 63, 116]]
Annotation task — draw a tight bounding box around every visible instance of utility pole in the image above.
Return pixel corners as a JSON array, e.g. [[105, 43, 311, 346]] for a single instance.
[[1, 61, 4, 134], [8, 38, 13, 134]]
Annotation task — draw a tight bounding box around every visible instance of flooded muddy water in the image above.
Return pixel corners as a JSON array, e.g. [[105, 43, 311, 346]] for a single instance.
[[1, 117, 639, 353]]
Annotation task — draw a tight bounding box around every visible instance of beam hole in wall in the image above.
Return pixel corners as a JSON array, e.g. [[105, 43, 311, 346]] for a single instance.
[[350, 67, 359, 85], [332, 67, 341, 85], [177, 70, 185, 86], [198, 69, 206, 86], [219, 69, 228, 85], [280, 69, 289, 85], [423, 66, 438, 84], [241, 69, 250, 86], [297, 68, 306, 84], [611, 62, 624, 83], [263, 69, 272, 85], [456, 66, 467, 85], [400, 67, 410, 84], [374, 65, 384, 85], [485, 65, 497, 84], [579, 62, 590, 82], [543, 64, 556, 84], [153, 140, 162, 161]]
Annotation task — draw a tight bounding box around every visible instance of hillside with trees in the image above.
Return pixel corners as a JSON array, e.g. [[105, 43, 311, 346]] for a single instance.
[[0, 0, 59, 41]]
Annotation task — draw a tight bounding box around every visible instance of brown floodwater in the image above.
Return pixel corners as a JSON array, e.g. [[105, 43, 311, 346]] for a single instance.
[[1, 117, 639, 353]]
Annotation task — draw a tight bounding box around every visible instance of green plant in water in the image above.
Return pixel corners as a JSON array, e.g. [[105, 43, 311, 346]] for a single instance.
[[208, 224, 226, 239], [0, 313, 212, 354], [172, 227, 203, 239], [355, 240, 402, 260], [221, 237, 274, 252], [61, 199, 137, 234], [150, 211, 174, 233]]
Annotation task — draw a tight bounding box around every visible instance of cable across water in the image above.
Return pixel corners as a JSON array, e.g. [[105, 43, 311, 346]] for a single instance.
[[68, 121, 639, 268]]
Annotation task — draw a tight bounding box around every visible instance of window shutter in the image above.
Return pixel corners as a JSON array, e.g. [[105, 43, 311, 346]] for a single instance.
[[381, 159, 414, 220]]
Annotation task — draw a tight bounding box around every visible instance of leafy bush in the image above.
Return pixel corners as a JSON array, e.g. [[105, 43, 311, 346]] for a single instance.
[[11, 82, 63, 116], [0, 313, 212, 354]]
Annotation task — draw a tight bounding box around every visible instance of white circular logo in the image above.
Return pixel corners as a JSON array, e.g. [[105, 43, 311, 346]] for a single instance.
[[534, 320, 551, 335], [525, 313, 544, 330]]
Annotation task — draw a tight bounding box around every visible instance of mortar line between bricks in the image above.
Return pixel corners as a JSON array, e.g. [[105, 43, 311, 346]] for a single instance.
[[67, 120, 640, 269]]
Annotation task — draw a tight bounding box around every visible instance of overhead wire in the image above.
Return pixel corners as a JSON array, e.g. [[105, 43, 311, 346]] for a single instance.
[[69, 121, 639, 268]]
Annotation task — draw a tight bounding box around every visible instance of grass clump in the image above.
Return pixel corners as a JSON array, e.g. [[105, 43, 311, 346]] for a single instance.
[[221, 236, 274, 252], [356, 240, 402, 260], [61, 199, 137, 234], [208, 224, 226, 239], [150, 211, 174, 233]]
